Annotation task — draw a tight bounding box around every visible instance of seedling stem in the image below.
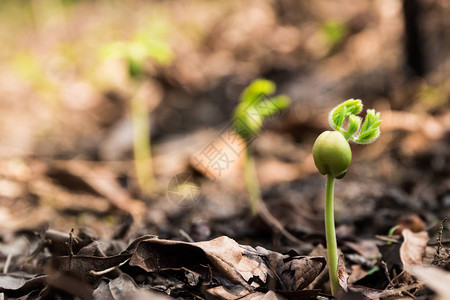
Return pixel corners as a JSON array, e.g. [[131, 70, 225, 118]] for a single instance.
[[244, 147, 262, 215], [313, 99, 381, 296], [325, 174, 339, 296]]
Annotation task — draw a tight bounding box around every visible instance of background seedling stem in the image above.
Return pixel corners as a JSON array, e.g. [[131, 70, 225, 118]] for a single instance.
[[233, 79, 290, 215], [131, 87, 154, 195], [243, 147, 262, 215]]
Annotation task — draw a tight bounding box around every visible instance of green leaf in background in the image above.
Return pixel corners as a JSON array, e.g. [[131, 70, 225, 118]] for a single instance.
[[99, 22, 174, 79], [233, 79, 290, 142], [99, 42, 127, 60], [11, 53, 57, 103], [240, 79, 276, 106], [321, 19, 348, 48], [256, 95, 291, 118], [145, 40, 173, 66]]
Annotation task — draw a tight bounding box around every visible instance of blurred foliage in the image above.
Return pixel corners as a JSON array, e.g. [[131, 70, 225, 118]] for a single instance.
[[320, 19, 348, 49], [418, 84, 447, 111], [233, 79, 290, 142], [99, 18, 174, 194], [233, 79, 290, 214], [11, 53, 58, 104], [100, 21, 174, 78]]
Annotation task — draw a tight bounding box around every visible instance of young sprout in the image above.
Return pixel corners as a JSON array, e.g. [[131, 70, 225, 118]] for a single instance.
[[233, 79, 290, 214], [312, 99, 381, 296], [100, 32, 173, 195]]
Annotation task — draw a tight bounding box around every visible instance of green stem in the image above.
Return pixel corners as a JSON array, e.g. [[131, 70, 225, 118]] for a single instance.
[[243, 147, 261, 215], [325, 174, 340, 296], [387, 225, 400, 245], [131, 85, 154, 195]]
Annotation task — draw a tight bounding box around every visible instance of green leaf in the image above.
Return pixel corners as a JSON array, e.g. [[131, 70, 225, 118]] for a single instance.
[[355, 128, 380, 144], [145, 40, 173, 66], [321, 19, 348, 48], [240, 79, 276, 106], [355, 109, 382, 144], [256, 95, 290, 118], [233, 79, 290, 142], [99, 42, 127, 60], [328, 99, 363, 131], [344, 114, 362, 140]]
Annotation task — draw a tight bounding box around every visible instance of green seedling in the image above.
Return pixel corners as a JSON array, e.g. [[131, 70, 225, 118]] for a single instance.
[[312, 99, 381, 296], [100, 30, 173, 195], [233, 79, 290, 215]]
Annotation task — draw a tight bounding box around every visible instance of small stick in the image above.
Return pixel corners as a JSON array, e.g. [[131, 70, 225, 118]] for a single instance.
[[3, 253, 12, 274], [375, 235, 400, 243], [89, 258, 130, 276], [179, 229, 195, 243], [437, 217, 447, 255], [67, 229, 75, 271], [381, 260, 395, 288]]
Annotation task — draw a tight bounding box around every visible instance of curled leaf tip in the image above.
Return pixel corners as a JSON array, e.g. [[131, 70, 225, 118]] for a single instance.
[[328, 99, 363, 131]]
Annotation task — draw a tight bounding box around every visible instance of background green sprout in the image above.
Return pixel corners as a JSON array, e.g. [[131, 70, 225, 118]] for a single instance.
[[233, 79, 290, 215], [100, 28, 173, 195], [313, 99, 381, 296]]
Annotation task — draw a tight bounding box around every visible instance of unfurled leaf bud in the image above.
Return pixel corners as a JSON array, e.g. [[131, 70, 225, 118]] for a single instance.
[[329, 99, 362, 131], [355, 109, 381, 144], [313, 131, 352, 179], [344, 114, 362, 140]]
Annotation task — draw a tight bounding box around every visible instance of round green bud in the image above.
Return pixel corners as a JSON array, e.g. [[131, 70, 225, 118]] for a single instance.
[[312, 131, 352, 179]]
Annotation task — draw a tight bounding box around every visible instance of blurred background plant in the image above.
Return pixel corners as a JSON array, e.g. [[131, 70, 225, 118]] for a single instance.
[[233, 79, 290, 214], [100, 21, 174, 195]]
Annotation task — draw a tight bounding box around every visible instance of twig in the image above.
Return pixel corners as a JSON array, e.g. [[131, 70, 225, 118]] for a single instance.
[[258, 201, 303, 246], [3, 253, 12, 274], [200, 264, 213, 284], [89, 258, 130, 276], [179, 229, 195, 243], [437, 217, 448, 255], [375, 235, 400, 243], [66, 229, 75, 271], [381, 260, 395, 288]]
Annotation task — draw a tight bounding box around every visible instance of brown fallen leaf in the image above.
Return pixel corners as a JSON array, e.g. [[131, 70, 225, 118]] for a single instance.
[[263, 249, 326, 291], [400, 229, 429, 271], [337, 253, 349, 293], [130, 237, 268, 289], [50, 160, 146, 222], [395, 214, 427, 234], [204, 285, 261, 300], [349, 283, 422, 299], [128, 236, 325, 294], [205, 286, 320, 300], [347, 265, 367, 284], [345, 239, 381, 260], [190, 131, 245, 182], [129, 236, 268, 289], [93, 273, 171, 300], [409, 265, 450, 300], [46, 272, 94, 300], [0, 275, 47, 298]]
